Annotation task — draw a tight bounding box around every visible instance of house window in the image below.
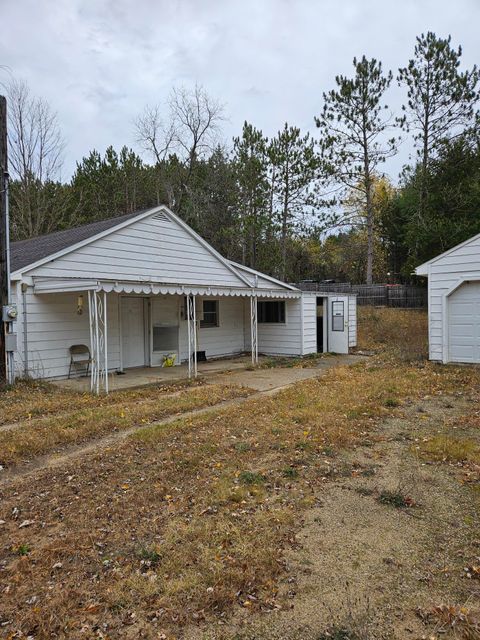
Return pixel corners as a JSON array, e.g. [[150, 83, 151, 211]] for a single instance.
[[200, 300, 219, 328], [258, 301, 285, 323]]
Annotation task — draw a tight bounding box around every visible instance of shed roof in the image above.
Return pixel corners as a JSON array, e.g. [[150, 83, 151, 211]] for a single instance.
[[416, 230, 480, 276]]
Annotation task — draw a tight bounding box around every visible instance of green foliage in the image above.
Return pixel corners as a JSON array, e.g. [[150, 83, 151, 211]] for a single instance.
[[398, 32, 479, 162], [71, 146, 159, 223], [232, 122, 273, 271], [381, 130, 480, 275], [238, 471, 265, 485], [268, 123, 320, 279]]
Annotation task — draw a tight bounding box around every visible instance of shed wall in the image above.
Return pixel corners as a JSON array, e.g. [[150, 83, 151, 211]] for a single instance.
[[248, 298, 303, 356], [427, 234, 480, 361]]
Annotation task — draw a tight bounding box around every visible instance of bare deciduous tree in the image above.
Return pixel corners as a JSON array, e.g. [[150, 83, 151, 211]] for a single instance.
[[134, 84, 225, 213], [134, 104, 176, 164], [169, 84, 225, 165], [5, 78, 70, 239]]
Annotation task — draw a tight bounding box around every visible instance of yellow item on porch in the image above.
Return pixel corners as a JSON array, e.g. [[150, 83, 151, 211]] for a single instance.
[[162, 353, 176, 367]]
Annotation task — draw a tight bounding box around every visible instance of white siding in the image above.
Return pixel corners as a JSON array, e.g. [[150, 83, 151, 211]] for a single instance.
[[18, 289, 121, 379], [301, 294, 317, 355], [24, 214, 246, 288], [178, 297, 246, 361], [255, 299, 303, 356], [427, 234, 480, 361], [348, 296, 357, 347]]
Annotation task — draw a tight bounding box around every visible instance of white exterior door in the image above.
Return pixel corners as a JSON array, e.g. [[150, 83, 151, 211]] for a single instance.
[[328, 296, 349, 353], [121, 297, 146, 368], [448, 282, 480, 363]]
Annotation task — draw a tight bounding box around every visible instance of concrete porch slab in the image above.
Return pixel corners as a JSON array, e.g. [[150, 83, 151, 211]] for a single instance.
[[53, 355, 260, 392], [207, 355, 365, 391], [53, 354, 367, 393]]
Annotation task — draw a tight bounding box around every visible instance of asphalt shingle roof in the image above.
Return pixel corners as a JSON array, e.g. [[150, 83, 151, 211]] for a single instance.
[[10, 209, 150, 273]]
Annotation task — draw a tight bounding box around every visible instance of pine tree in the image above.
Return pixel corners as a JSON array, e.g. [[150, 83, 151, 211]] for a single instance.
[[232, 122, 271, 269], [269, 124, 319, 280], [316, 56, 397, 284], [398, 32, 479, 225]]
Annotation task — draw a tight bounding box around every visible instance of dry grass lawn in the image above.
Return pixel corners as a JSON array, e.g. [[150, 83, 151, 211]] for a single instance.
[[1, 308, 479, 640], [0, 382, 252, 467]]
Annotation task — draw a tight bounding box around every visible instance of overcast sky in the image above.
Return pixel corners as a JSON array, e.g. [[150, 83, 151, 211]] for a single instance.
[[1, 0, 479, 180]]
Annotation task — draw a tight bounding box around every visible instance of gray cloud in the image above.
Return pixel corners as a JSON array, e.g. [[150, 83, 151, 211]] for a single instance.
[[1, 0, 479, 178]]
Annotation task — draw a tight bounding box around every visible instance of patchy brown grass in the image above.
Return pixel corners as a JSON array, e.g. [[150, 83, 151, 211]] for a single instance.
[[0, 383, 252, 467], [0, 377, 207, 427], [357, 306, 428, 361], [2, 357, 480, 638]]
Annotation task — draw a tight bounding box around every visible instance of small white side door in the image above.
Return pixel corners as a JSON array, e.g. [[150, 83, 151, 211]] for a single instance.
[[327, 296, 349, 353]]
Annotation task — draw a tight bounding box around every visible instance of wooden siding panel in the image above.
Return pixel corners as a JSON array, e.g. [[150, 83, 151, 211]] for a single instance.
[[177, 297, 246, 361]]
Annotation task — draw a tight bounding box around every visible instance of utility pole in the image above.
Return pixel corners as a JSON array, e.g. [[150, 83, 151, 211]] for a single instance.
[[0, 96, 9, 386]]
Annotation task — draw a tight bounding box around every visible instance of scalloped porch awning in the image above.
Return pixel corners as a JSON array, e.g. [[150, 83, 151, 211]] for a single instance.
[[32, 277, 302, 299]]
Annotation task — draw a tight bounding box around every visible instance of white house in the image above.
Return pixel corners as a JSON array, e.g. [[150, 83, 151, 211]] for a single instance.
[[416, 232, 480, 364], [8, 205, 356, 391]]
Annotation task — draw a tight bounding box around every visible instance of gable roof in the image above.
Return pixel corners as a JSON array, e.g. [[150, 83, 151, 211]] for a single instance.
[[9, 206, 293, 292], [416, 231, 480, 275], [229, 261, 298, 291], [10, 210, 149, 273]]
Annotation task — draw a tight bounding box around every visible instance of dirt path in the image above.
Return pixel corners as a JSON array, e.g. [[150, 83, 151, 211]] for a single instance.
[[187, 395, 479, 640]]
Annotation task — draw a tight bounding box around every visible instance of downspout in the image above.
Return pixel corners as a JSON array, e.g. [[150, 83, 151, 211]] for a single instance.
[[21, 282, 28, 376]]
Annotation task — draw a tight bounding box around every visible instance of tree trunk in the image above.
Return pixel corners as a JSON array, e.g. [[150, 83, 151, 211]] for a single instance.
[[365, 188, 374, 285], [419, 61, 431, 227], [281, 170, 289, 281], [361, 94, 374, 285]]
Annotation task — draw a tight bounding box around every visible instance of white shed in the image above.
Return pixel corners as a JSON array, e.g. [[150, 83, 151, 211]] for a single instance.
[[6, 206, 357, 390], [416, 232, 480, 364]]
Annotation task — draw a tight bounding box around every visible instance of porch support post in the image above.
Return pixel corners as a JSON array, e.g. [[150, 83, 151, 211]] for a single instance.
[[103, 290, 108, 394], [88, 290, 97, 393], [187, 294, 198, 378], [87, 289, 108, 394], [250, 294, 258, 365]]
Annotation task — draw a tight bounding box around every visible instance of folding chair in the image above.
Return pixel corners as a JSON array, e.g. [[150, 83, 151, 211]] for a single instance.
[[68, 344, 92, 378]]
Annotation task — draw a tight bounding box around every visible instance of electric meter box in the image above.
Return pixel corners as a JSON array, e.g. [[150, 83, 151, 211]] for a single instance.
[[5, 333, 17, 352], [2, 304, 18, 322]]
